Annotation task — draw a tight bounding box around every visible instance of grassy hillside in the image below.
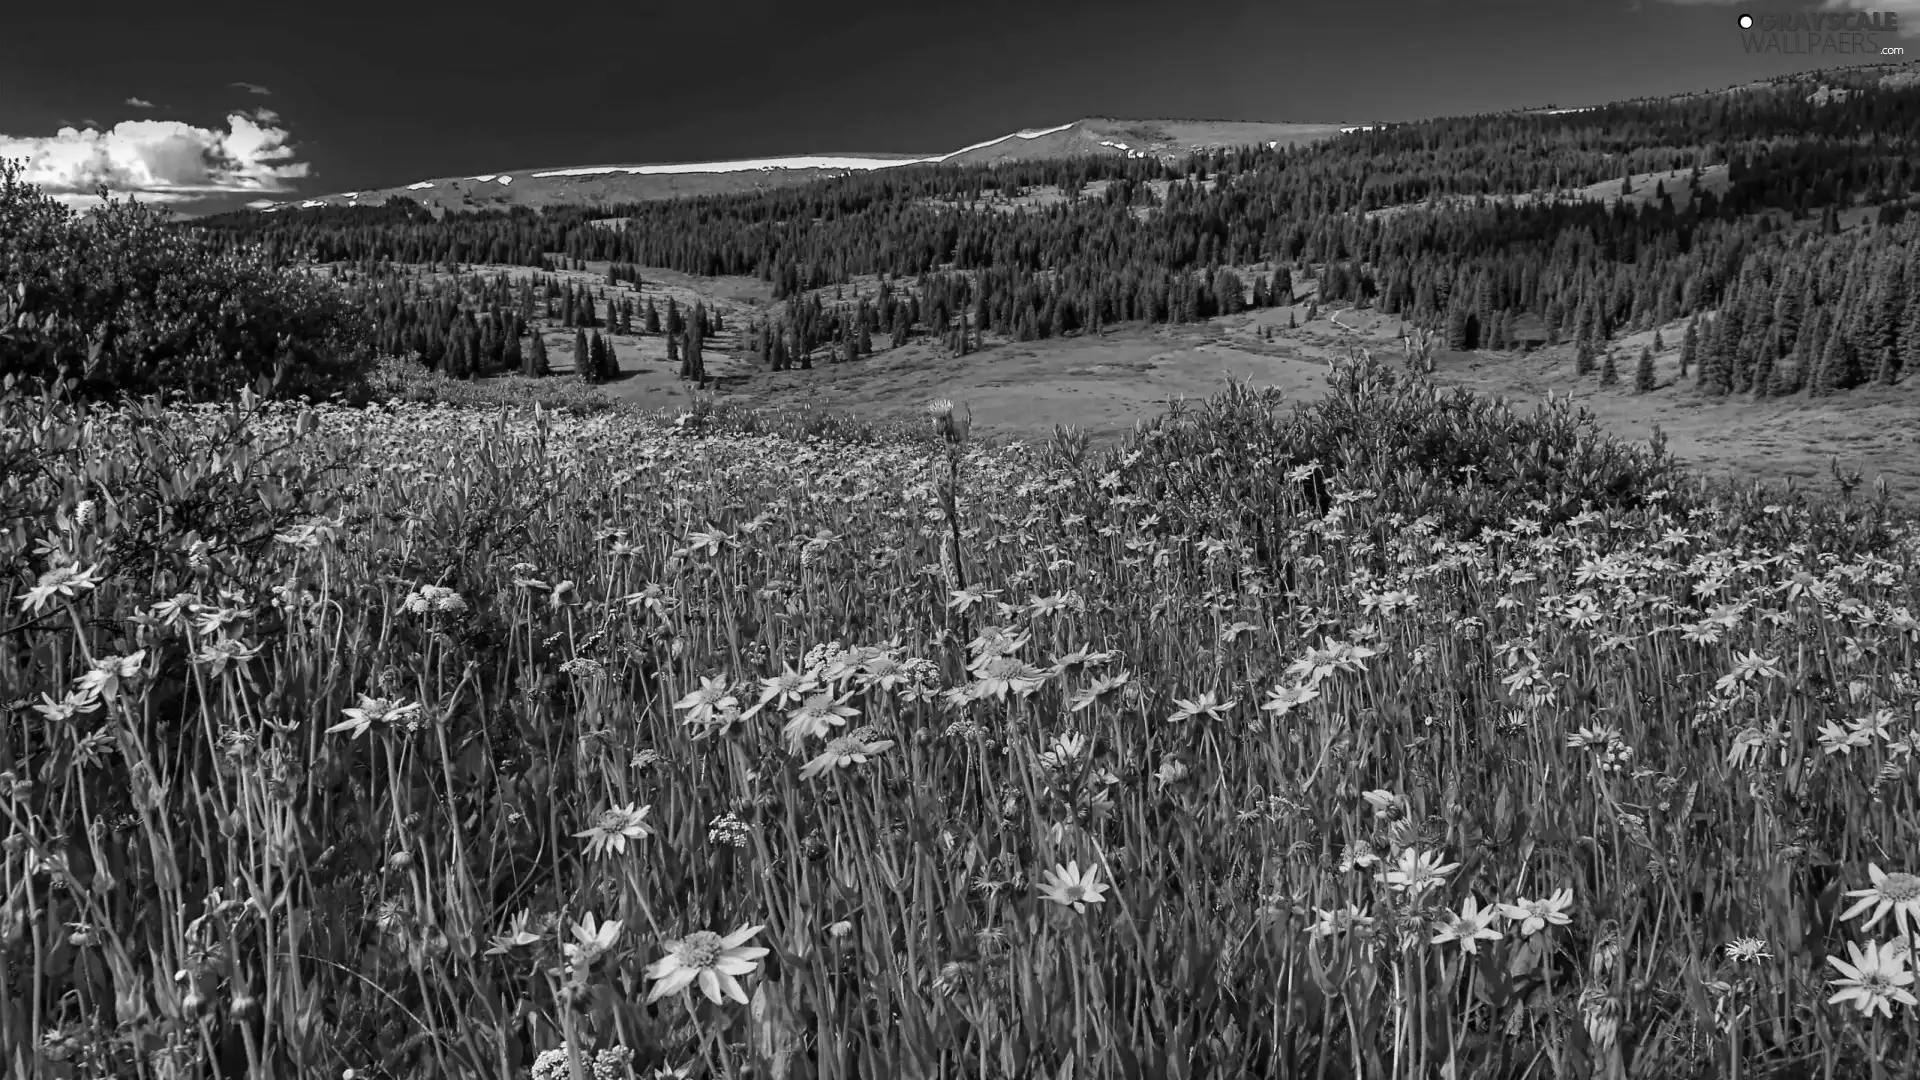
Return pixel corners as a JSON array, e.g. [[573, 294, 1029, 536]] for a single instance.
[[3, 354, 1918, 1078]]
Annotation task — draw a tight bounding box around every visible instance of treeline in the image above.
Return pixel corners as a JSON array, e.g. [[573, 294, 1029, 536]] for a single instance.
[[192, 66, 1920, 393]]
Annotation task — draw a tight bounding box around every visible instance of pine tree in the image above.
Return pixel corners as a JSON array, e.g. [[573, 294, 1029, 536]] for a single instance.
[[1445, 304, 1469, 351], [646, 299, 661, 334], [1634, 346, 1655, 392], [1600, 349, 1619, 386], [1751, 327, 1778, 398], [574, 328, 590, 378], [527, 329, 550, 376], [1575, 339, 1595, 377], [504, 321, 524, 373], [601, 336, 619, 380], [683, 302, 706, 382], [1680, 318, 1698, 379]]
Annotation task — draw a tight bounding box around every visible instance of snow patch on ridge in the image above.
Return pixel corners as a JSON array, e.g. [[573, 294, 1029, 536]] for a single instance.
[[406, 181, 435, 190], [528, 121, 1086, 179]]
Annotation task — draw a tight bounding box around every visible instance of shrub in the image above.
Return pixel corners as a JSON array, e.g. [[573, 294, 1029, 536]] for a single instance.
[[0, 162, 373, 402]]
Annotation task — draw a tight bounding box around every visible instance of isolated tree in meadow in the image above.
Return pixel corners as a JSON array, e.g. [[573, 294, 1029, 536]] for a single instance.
[[1575, 339, 1595, 377], [1600, 349, 1619, 386], [589, 331, 607, 383], [1634, 345, 1656, 391], [683, 302, 706, 382], [601, 335, 620, 380], [646, 298, 661, 334], [504, 320, 524, 373], [525, 329, 549, 376]]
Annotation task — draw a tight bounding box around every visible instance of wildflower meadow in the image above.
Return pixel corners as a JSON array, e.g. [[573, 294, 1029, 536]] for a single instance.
[[5, 354, 1920, 1080]]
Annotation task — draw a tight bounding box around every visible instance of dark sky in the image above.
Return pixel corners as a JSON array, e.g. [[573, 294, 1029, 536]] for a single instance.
[[1, 0, 1913, 214]]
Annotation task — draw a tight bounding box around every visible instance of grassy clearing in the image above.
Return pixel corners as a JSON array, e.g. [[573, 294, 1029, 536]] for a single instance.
[[3, 355, 1920, 1080]]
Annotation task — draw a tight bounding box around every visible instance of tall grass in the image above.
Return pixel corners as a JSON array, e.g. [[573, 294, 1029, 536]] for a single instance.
[[4, 355, 1920, 1080]]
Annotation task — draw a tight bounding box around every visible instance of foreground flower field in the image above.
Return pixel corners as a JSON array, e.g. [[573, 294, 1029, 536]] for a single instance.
[[5, 366, 1920, 1079]]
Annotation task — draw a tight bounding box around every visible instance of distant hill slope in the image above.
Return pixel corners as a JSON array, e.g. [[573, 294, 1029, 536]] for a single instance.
[[248, 117, 1358, 216]]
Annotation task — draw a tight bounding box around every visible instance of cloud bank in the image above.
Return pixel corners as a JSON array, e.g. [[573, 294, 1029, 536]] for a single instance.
[[125, 97, 155, 109], [0, 112, 309, 207], [1655, 0, 1920, 35]]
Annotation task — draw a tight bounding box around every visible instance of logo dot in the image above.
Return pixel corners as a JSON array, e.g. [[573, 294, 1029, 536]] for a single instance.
[[1739, 14, 1754, 28]]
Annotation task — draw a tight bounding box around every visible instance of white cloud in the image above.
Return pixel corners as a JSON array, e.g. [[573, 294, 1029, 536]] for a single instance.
[[125, 97, 156, 109], [0, 113, 310, 208], [231, 82, 272, 96], [249, 107, 281, 125]]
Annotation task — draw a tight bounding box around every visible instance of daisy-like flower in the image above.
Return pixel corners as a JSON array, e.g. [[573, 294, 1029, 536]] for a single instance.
[[563, 912, 623, 969], [673, 675, 737, 727], [484, 910, 546, 956], [781, 691, 860, 748], [1724, 937, 1773, 963], [1038, 732, 1088, 772], [755, 664, 818, 710], [799, 734, 896, 780], [1037, 861, 1109, 914], [1498, 888, 1574, 937], [968, 655, 1051, 701], [643, 925, 769, 1004], [1384, 848, 1460, 898], [1069, 669, 1133, 712], [1309, 904, 1375, 939], [1431, 896, 1504, 954], [572, 803, 654, 859], [1167, 690, 1237, 723], [326, 695, 424, 739], [73, 651, 145, 703], [1260, 681, 1320, 719], [1840, 864, 1920, 937], [31, 690, 99, 724], [20, 562, 103, 614], [1827, 939, 1918, 1019]]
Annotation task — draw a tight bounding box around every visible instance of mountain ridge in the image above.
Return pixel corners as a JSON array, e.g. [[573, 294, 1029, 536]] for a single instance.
[[244, 116, 1364, 216]]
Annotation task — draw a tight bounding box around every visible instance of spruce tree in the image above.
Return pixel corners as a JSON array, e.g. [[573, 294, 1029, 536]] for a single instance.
[[1600, 349, 1619, 386], [1634, 346, 1656, 392], [574, 328, 590, 378], [1575, 340, 1594, 377], [527, 329, 550, 376], [504, 323, 524, 373], [646, 299, 661, 334], [1680, 318, 1698, 379], [601, 336, 619, 380]]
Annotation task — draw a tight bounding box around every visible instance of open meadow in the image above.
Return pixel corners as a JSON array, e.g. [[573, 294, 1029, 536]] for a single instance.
[[8, 353, 1920, 1079]]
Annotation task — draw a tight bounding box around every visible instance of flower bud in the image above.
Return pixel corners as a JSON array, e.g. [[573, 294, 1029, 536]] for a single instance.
[[388, 851, 414, 872]]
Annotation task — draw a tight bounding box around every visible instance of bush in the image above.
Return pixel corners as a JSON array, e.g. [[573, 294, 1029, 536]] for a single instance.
[[0, 161, 373, 402]]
